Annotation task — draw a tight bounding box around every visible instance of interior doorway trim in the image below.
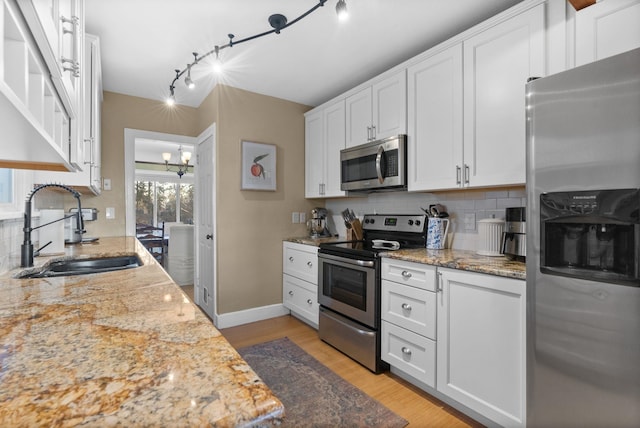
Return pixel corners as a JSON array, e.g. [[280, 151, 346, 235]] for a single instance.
[[124, 128, 197, 236]]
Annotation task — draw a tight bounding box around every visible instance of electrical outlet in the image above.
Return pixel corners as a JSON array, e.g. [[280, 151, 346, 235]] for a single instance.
[[103, 178, 111, 191], [464, 213, 476, 231], [292, 212, 300, 223], [106, 207, 115, 220], [299, 212, 306, 223]]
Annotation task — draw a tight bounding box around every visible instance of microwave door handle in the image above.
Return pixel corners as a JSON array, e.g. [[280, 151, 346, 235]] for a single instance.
[[375, 146, 384, 184]]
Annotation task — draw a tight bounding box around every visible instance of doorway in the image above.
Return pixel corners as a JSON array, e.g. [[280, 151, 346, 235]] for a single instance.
[[124, 127, 217, 321]]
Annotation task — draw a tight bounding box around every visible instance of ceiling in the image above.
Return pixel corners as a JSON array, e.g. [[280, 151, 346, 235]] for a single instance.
[[84, 0, 522, 109]]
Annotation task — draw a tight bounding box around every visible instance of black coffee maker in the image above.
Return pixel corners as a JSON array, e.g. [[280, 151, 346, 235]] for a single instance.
[[502, 207, 526, 261]]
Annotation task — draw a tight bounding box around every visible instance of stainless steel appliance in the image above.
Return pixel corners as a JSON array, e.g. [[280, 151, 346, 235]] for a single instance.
[[526, 47, 640, 427], [307, 207, 331, 238], [340, 135, 407, 192], [318, 214, 427, 373], [501, 207, 526, 261]]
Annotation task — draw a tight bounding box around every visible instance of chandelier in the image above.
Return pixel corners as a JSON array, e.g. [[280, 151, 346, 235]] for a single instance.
[[166, 0, 348, 106], [162, 146, 192, 178]]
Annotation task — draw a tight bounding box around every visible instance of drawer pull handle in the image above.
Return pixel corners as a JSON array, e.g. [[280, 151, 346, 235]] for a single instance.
[[289, 256, 294, 262], [288, 290, 294, 296], [401, 347, 412, 356], [307, 299, 313, 305], [307, 261, 313, 267], [401, 303, 412, 311], [401, 270, 412, 278]]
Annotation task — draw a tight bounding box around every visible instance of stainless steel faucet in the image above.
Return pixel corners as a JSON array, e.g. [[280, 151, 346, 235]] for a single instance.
[[21, 184, 86, 268]]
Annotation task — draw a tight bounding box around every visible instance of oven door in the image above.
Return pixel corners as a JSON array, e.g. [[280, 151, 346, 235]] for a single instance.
[[318, 252, 377, 328]]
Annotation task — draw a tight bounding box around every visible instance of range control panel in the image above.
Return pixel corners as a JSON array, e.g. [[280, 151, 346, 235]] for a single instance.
[[362, 214, 427, 233]]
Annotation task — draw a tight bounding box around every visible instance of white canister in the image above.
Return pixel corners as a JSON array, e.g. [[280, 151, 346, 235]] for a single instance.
[[38, 209, 65, 255], [477, 218, 505, 256], [426, 218, 450, 249]]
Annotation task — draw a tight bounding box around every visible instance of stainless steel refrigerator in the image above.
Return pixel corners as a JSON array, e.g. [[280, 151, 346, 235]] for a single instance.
[[526, 47, 640, 427]]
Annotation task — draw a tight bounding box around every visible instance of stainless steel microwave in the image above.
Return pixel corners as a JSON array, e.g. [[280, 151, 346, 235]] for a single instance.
[[340, 135, 407, 192]]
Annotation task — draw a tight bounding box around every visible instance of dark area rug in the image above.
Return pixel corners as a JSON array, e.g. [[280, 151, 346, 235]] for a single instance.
[[238, 337, 408, 428]]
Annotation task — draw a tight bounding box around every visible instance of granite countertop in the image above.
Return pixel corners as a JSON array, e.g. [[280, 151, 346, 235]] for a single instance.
[[0, 237, 283, 426], [380, 248, 526, 280], [284, 235, 343, 246], [285, 237, 525, 280]]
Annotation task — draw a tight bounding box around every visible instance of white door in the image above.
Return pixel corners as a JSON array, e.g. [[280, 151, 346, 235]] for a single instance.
[[195, 125, 216, 322], [323, 100, 346, 198], [372, 70, 407, 141], [345, 87, 372, 147], [462, 4, 544, 188], [407, 43, 463, 191]]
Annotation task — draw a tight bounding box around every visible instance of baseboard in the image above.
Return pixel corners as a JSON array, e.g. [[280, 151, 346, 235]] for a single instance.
[[216, 304, 290, 329]]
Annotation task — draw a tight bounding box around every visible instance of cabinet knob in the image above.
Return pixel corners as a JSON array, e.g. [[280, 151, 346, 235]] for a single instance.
[[401, 347, 412, 356], [401, 303, 412, 311], [307, 261, 313, 268], [289, 256, 294, 262], [307, 299, 313, 305], [401, 270, 412, 279], [288, 290, 294, 296], [206, 234, 213, 240]]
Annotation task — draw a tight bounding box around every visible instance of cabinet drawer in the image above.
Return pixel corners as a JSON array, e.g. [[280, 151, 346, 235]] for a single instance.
[[283, 274, 319, 326], [381, 321, 436, 388], [381, 259, 436, 291], [382, 280, 436, 339], [283, 242, 318, 283]]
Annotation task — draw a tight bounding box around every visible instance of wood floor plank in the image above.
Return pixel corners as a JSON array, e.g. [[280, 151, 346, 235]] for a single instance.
[[221, 315, 483, 427]]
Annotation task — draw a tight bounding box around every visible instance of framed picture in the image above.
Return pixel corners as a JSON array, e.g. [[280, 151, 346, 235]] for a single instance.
[[241, 140, 277, 191]]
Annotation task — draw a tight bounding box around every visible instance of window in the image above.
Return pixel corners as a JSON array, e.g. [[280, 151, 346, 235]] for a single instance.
[[135, 180, 193, 226], [0, 169, 12, 204], [0, 168, 33, 219]]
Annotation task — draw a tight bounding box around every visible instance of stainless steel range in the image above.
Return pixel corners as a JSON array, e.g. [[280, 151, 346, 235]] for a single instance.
[[318, 214, 427, 373]]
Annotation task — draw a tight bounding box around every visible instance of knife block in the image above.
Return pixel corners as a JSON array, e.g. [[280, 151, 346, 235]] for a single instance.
[[347, 219, 363, 240]]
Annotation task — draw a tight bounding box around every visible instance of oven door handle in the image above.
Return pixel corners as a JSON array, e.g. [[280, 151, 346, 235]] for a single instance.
[[319, 253, 375, 268]]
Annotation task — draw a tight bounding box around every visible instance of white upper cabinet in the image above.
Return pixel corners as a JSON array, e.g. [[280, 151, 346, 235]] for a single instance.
[[408, 4, 544, 191], [462, 3, 545, 188], [574, 0, 640, 66], [345, 70, 406, 147], [305, 109, 324, 198], [35, 32, 102, 194], [0, 0, 75, 171], [305, 100, 346, 198], [407, 43, 463, 191]]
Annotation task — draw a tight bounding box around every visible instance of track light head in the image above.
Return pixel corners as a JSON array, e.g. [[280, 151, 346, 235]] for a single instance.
[[336, 0, 348, 21]]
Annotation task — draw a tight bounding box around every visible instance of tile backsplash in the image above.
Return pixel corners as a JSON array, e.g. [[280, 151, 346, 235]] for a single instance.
[[325, 186, 526, 251]]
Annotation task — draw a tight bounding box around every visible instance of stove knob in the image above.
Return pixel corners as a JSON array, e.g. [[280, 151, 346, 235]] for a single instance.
[[369, 219, 375, 224], [408, 220, 414, 226], [415, 220, 421, 226], [364, 218, 370, 224]]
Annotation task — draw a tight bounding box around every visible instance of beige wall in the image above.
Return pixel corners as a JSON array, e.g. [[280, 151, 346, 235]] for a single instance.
[[89, 91, 199, 238], [92, 87, 316, 315], [197, 85, 318, 314]]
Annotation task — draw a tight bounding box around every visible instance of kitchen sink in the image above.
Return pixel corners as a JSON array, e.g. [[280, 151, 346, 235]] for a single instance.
[[17, 255, 143, 279]]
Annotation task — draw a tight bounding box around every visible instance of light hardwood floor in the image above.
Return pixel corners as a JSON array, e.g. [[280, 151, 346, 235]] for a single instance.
[[221, 315, 483, 427]]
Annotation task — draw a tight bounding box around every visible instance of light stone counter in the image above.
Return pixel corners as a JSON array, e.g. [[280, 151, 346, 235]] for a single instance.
[[380, 248, 526, 280], [0, 237, 283, 426]]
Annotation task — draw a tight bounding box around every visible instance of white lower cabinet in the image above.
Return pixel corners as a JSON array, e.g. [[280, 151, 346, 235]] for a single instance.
[[436, 267, 526, 427], [381, 259, 437, 387], [283, 273, 319, 327], [282, 242, 319, 327], [381, 258, 526, 427]]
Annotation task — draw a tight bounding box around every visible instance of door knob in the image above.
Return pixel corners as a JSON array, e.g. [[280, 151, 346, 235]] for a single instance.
[[206, 234, 213, 239]]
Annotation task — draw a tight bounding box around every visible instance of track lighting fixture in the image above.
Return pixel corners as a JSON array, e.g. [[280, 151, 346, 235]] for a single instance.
[[162, 146, 192, 178], [166, 0, 348, 106]]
